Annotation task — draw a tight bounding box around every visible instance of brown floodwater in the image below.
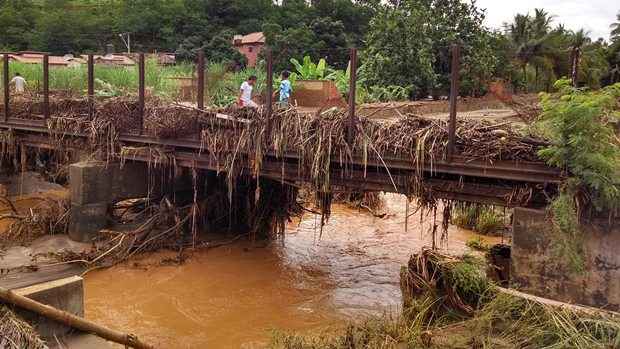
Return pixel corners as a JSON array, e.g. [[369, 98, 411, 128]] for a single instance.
[[84, 194, 504, 348]]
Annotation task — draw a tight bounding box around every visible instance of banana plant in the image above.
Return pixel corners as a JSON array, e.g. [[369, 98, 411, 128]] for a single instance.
[[290, 56, 328, 80]]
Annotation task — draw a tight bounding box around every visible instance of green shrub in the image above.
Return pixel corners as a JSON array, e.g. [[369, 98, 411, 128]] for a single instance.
[[536, 80, 620, 273], [452, 205, 505, 235]]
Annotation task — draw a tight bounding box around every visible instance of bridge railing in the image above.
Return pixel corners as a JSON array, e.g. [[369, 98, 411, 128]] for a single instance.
[[0, 46, 463, 161]]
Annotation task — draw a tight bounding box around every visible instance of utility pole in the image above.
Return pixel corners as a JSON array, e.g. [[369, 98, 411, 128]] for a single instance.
[[119, 33, 131, 54]]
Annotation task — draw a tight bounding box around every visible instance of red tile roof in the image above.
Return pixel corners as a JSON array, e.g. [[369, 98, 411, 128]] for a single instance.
[[233, 32, 265, 45], [6, 52, 85, 66]]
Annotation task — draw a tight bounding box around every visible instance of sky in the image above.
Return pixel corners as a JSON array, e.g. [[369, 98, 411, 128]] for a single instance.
[[475, 0, 619, 41]]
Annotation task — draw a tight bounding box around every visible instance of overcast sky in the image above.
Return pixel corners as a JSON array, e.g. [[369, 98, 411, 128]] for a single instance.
[[475, 0, 619, 41]]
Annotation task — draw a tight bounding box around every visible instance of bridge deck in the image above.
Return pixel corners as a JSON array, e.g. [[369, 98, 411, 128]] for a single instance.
[[0, 116, 561, 207]]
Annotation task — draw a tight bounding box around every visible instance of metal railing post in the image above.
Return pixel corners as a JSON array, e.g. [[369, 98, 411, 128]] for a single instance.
[[87, 54, 94, 117], [138, 53, 145, 134], [447, 44, 460, 162], [265, 48, 273, 118], [42, 54, 49, 120], [3, 54, 9, 122], [197, 50, 205, 110], [347, 48, 357, 144]]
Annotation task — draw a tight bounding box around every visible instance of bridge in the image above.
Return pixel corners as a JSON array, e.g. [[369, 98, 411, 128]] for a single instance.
[[0, 50, 562, 240]]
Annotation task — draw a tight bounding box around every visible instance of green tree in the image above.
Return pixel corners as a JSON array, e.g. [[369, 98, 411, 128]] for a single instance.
[[611, 12, 620, 42], [0, 0, 37, 51], [506, 10, 558, 92], [360, 7, 435, 96], [361, 0, 498, 97]]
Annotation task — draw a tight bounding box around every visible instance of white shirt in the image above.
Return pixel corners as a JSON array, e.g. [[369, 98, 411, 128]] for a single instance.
[[11, 76, 26, 93], [240, 81, 253, 104]]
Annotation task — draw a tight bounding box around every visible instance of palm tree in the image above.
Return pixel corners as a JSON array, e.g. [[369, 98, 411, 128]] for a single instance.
[[530, 9, 555, 90], [507, 10, 556, 92], [507, 14, 533, 91], [569, 29, 591, 86]]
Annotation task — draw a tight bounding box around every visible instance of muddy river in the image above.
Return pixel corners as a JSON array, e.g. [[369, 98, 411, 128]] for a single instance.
[[85, 194, 504, 348]]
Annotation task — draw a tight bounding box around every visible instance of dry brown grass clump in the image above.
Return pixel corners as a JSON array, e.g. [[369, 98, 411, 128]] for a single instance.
[[0, 306, 47, 349]]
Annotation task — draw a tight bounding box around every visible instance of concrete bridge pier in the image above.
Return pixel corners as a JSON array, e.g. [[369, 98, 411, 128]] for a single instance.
[[511, 208, 620, 311], [68, 160, 179, 242]]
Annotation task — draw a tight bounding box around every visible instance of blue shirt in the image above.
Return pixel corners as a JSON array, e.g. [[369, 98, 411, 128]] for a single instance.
[[279, 80, 292, 101]]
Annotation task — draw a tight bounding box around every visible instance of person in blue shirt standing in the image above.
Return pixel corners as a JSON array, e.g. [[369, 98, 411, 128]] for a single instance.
[[277, 71, 292, 108]]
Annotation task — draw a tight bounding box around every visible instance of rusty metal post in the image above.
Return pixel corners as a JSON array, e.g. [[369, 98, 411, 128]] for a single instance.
[[3, 53, 9, 122], [265, 48, 273, 118], [347, 48, 357, 144], [87, 54, 94, 100], [197, 50, 205, 110], [87, 54, 94, 117], [447, 44, 460, 162], [138, 53, 145, 134], [42, 54, 49, 120]]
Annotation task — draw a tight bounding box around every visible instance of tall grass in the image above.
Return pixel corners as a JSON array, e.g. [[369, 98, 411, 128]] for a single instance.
[[1, 60, 194, 99], [206, 62, 266, 106], [452, 205, 505, 235]]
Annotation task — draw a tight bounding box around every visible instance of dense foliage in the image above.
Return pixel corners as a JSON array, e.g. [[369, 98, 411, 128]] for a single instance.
[[536, 79, 620, 272], [361, 0, 502, 97], [538, 80, 620, 212], [0, 1, 619, 98]]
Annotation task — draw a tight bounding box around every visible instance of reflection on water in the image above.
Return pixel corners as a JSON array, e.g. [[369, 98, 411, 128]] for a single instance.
[[85, 194, 504, 348]]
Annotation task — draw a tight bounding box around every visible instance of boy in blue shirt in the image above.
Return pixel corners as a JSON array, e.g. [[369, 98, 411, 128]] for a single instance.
[[278, 71, 292, 107]]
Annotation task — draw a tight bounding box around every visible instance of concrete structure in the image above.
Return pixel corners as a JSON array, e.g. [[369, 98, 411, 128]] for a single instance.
[[69, 161, 155, 242], [512, 208, 620, 311], [14, 276, 84, 340], [292, 80, 347, 108], [233, 32, 265, 67]]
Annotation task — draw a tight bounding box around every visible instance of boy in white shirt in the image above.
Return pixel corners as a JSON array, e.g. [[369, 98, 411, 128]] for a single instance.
[[238, 75, 258, 108], [10, 73, 26, 94]]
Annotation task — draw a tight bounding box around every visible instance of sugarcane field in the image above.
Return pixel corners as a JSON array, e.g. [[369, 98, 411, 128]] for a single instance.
[[0, 1, 619, 348]]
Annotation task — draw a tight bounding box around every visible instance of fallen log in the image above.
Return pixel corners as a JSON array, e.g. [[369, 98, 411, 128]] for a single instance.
[[0, 286, 153, 349]]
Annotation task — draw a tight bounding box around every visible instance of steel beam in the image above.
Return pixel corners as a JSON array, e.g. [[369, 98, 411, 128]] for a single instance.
[[197, 50, 205, 110], [447, 44, 460, 162], [138, 53, 145, 134], [43, 54, 50, 120], [347, 48, 357, 144], [3, 54, 9, 122]]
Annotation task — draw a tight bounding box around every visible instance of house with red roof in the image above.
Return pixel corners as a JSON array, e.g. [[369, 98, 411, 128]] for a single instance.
[[233, 32, 265, 67]]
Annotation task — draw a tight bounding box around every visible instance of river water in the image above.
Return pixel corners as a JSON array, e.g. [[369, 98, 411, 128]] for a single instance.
[[84, 194, 503, 348]]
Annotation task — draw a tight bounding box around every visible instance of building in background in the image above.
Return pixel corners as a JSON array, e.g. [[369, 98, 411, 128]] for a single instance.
[[83, 54, 135, 66], [7, 52, 85, 68], [233, 32, 265, 67]]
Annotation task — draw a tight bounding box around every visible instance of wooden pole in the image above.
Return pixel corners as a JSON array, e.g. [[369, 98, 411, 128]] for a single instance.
[[0, 286, 153, 349], [265, 48, 273, 118], [196, 50, 205, 110], [42, 54, 49, 120], [87, 54, 94, 117], [138, 53, 145, 134], [3, 53, 9, 122], [347, 48, 357, 144], [447, 44, 460, 162]]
